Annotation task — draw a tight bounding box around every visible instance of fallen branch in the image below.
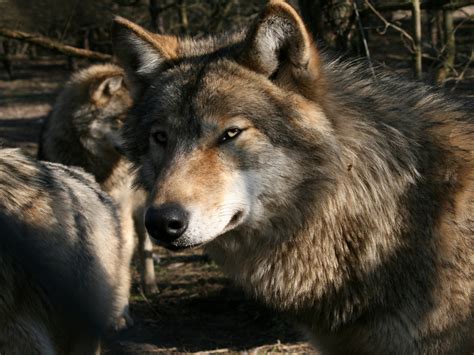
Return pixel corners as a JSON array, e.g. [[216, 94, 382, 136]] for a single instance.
[[0, 27, 112, 61]]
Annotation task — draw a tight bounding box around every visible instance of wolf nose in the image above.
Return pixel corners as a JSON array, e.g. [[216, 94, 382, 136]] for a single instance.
[[145, 203, 189, 243]]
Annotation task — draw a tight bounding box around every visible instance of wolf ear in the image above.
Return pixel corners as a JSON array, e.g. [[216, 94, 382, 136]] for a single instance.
[[90, 75, 124, 103], [112, 16, 178, 95], [240, 0, 319, 84]]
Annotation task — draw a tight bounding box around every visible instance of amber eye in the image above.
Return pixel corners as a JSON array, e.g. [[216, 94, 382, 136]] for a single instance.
[[152, 130, 167, 145], [219, 128, 242, 144]]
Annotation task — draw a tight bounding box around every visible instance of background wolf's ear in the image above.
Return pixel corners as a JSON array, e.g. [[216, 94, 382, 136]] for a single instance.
[[90, 75, 124, 104], [112, 16, 177, 95], [240, 0, 319, 84]]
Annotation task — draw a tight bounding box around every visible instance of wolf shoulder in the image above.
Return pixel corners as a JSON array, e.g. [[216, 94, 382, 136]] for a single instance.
[[0, 148, 123, 319]]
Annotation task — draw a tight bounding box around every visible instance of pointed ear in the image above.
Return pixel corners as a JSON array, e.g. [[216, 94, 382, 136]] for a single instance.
[[240, 0, 319, 84], [90, 75, 124, 104], [112, 16, 178, 95]]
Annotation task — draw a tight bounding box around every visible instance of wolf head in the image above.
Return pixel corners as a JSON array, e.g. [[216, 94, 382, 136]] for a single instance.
[[70, 65, 132, 158], [113, 1, 340, 249]]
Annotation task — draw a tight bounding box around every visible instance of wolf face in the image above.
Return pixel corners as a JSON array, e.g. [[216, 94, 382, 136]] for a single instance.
[[39, 64, 133, 172], [77, 73, 130, 158], [137, 81, 306, 249], [113, 1, 337, 249]]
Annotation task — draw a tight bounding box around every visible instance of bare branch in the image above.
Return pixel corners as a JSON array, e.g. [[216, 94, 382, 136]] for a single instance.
[[449, 49, 473, 91], [364, 0, 415, 48], [353, 1, 376, 78], [0, 27, 112, 61]]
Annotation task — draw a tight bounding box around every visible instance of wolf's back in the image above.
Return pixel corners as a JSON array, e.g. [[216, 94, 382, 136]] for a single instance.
[[0, 148, 128, 353]]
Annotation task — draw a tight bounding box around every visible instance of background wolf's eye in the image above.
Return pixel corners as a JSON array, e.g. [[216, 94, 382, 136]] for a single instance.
[[219, 128, 242, 144], [152, 130, 167, 145]]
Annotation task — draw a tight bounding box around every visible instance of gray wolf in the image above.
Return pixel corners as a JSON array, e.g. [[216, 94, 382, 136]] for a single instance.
[[112, 1, 473, 353], [38, 63, 158, 295], [0, 148, 132, 354]]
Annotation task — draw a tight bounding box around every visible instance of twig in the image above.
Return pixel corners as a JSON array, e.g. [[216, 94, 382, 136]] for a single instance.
[[138, 287, 162, 319], [353, 1, 376, 78], [178, 0, 189, 35], [60, 0, 81, 41], [364, 0, 415, 48], [248, 341, 313, 354], [0, 27, 111, 61], [449, 49, 473, 91], [438, 13, 471, 55]]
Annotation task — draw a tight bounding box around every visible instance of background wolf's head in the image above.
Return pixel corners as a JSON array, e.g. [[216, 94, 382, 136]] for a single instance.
[[69, 64, 132, 158], [39, 64, 134, 182], [113, 1, 340, 249]]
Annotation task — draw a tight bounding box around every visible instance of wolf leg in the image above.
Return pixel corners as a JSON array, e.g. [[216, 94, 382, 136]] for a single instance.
[[134, 207, 159, 295], [114, 303, 134, 331]]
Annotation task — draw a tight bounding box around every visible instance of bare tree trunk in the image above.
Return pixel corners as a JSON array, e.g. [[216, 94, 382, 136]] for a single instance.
[[436, 10, 445, 45], [1, 40, 14, 79], [178, 0, 189, 35], [68, 56, 78, 71], [412, 0, 423, 79], [437, 9, 455, 83], [298, 0, 322, 42], [149, 0, 162, 33], [428, 9, 439, 47], [83, 29, 90, 50]]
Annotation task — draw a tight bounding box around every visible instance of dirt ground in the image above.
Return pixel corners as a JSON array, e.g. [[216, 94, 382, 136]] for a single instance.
[[0, 58, 313, 354]]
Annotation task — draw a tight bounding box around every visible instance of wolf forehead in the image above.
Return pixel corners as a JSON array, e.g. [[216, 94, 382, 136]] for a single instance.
[[137, 64, 282, 118], [126, 60, 297, 147]]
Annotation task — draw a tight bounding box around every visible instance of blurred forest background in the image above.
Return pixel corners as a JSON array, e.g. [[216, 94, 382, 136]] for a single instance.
[[0, 1, 473, 353], [1, 0, 473, 85]]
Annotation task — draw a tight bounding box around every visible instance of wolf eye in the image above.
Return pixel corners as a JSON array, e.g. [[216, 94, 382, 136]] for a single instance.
[[219, 128, 242, 144], [152, 130, 167, 145]]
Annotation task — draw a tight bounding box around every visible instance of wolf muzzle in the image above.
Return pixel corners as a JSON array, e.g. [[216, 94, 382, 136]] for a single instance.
[[145, 203, 189, 246]]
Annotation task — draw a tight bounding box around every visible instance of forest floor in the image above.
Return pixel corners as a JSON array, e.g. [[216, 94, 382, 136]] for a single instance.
[[1, 41, 472, 354]]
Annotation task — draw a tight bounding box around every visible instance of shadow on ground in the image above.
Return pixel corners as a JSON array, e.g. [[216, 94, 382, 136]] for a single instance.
[[105, 250, 308, 354]]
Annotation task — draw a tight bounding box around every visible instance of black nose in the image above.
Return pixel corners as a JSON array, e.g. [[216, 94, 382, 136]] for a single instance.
[[145, 203, 189, 243]]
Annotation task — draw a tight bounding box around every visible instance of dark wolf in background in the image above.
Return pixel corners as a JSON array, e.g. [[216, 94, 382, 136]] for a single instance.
[[38, 63, 158, 295], [0, 148, 132, 354], [113, 1, 473, 353]]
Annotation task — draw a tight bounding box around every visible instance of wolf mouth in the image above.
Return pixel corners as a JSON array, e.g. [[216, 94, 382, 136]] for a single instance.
[[149, 236, 203, 250]]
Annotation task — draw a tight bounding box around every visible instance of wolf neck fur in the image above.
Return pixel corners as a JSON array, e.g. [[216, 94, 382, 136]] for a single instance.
[[206, 86, 447, 332]]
